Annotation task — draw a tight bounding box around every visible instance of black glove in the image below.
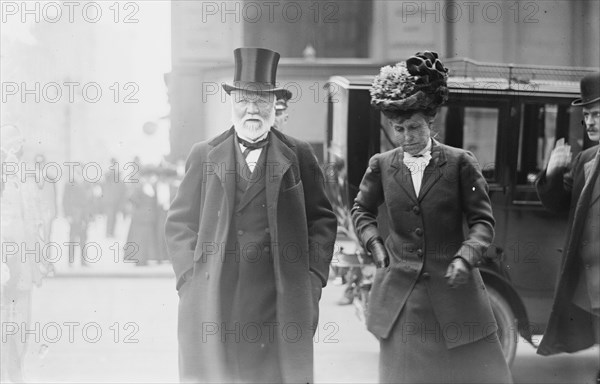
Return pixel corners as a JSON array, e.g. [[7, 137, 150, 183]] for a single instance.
[[369, 240, 389, 268]]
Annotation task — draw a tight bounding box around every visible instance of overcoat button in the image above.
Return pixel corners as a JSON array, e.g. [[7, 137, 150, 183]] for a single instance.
[[412, 206, 420, 215], [416, 249, 423, 258], [422, 272, 430, 280], [415, 228, 423, 236], [237, 230, 244, 236], [205, 272, 210, 280]]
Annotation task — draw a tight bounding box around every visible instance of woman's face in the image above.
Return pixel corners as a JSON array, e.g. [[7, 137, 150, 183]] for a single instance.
[[388, 111, 434, 155]]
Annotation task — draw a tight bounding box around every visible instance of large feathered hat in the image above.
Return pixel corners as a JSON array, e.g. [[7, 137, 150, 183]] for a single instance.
[[370, 51, 449, 114]]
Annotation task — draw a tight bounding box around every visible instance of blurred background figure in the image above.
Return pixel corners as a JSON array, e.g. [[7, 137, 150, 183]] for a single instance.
[[1, 125, 51, 383], [101, 158, 128, 238], [125, 170, 160, 266], [155, 162, 178, 264], [63, 169, 93, 267], [273, 90, 292, 131], [33, 153, 58, 243]]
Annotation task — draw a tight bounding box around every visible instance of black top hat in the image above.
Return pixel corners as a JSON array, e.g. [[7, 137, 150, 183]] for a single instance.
[[222, 48, 292, 99], [572, 72, 600, 106]]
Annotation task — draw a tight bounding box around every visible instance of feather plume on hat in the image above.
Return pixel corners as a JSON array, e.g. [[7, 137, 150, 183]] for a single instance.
[[370, 51, 449, 114]]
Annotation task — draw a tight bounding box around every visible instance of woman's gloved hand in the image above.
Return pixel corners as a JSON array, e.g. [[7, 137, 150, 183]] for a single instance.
[[369, 240, 390, 268], [445, 257, 471, 288]]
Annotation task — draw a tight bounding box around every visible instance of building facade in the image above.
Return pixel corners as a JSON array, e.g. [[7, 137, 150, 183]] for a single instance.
[[169, 0, 600, 161]]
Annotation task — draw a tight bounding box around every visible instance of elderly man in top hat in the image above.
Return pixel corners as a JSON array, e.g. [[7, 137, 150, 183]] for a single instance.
[[536, 72, 600, 377], [165, 48, 337, 383]]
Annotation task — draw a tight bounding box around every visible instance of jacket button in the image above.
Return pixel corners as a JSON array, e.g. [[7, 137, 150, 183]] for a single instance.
[[416, 249, 423, 258], [263, 247, 270, 253], [421, 272, 430, 280], [415, 228, 423, 236], [412, 206, 420, 215], [237, 230, 244, 236], [585, 264, 591, 269]]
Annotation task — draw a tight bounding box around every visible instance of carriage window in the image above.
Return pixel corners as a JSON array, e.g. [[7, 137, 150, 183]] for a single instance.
[[463, 107, 498, 177], [434, 106, 499, 181]]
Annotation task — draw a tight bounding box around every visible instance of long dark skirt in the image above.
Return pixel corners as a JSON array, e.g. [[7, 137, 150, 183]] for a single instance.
[[379, 281, 513, 384]]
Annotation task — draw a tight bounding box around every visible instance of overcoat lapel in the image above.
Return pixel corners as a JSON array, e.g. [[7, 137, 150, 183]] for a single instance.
[[390, 148, 418, 203], [418, 141, 447, 201], [265, 132, 294, 207], [586, 151, 600, 206], [207, 128, 237, 217]]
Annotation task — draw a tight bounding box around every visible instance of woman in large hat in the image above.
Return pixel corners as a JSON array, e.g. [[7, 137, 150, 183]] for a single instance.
[[351, 52, 513, 383]]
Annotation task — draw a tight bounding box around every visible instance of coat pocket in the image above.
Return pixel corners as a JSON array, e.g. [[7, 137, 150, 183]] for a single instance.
[[281, 179, 303, 194]]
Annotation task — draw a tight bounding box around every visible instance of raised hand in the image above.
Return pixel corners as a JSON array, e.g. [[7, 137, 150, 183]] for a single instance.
[[546, 138, 572, 177]]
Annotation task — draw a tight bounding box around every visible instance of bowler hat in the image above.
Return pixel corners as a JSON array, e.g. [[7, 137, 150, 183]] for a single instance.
[[222, 48, 291, 99], [572, 72, 600, 106]]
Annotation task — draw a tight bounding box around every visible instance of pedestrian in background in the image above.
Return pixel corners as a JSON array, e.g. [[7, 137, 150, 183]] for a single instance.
[[102, 158, 127, 238], [63, 169, 93, 267], [273, 90, 291, 131], [536, 72, 600, 382], [126, 171, 160, 266], [351, 52, 512, 383]]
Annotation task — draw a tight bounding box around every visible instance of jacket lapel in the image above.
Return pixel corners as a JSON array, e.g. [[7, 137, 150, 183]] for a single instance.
[[418, 140, 447, 201], [207, 128, 237, 216], [390, 148, 418, 203]]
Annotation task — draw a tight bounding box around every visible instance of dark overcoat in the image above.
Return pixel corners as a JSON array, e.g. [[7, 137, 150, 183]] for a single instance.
[[165, 127, 337, 383], [536, 144, 600, 355], [351, 140, 499, 348]]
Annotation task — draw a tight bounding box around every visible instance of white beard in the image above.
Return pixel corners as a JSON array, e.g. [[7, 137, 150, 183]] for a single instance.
[[232, 108, 275, 141]]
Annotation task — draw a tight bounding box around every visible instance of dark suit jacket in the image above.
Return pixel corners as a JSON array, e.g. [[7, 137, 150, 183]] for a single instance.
[[536, 144, 600, 355], [165, 127, 337, 383], [351, 140, 499, 348]]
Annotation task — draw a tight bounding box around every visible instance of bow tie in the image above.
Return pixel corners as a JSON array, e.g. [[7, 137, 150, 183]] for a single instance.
[[238, 136, 269, 150]]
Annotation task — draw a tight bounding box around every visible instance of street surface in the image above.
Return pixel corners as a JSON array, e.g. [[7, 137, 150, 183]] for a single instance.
[[16, 277, 597, 383], [6, 216, 597, 383]]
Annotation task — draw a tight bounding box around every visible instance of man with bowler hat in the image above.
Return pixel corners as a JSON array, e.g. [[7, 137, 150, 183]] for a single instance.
[[165, 47, 337, 383], [536, 72, 600, 380], [273, 90, 292, 131]]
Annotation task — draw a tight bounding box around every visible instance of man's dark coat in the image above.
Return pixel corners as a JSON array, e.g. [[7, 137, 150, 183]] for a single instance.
[[165, 127, 337, 383], [536, 144, 600, 355]]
